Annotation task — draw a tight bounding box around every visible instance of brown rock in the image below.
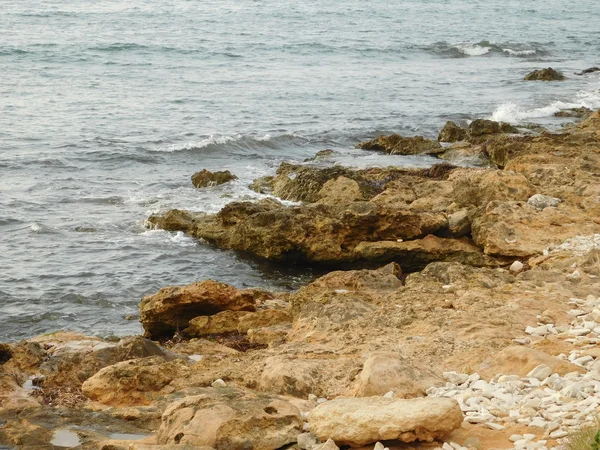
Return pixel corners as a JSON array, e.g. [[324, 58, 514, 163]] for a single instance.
[[139, 280, 257, 340], [184, 311, 251, 337], [82, 356, 190, 406], [356, 134, 443, 155], [438, 121, 467, 142], [348, 352, 442, 398], [259, 357, 322, 397], [157, 387, 302, 450], [524, 67, 566, 81], [353, 235, 506, 272], [238, 309, 292, 333], [308, 397, 463, 446], [317, 176, 363, 205], [191, 169, 237, 188]]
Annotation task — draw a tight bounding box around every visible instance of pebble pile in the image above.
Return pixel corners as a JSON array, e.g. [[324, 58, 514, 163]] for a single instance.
[[428, 295, 600, 450]]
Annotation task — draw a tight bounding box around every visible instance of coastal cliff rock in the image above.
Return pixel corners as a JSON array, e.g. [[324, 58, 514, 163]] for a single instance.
[[139, 280, 257, 339], [191, 169, 237, 188], [307, 397, 463, 445], [356, 134, 443, 155], [524, 67, 566, 81], [438, 121, 467, 142], [156, 387, 302, 450]]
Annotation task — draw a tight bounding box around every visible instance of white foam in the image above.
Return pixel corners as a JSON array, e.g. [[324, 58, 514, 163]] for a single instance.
[[457, 44, 490, 56], [490, 88, 600, 123], [141, 229, 198, 247], [502, 48, 537, 56], [160, 134, 242, 152]]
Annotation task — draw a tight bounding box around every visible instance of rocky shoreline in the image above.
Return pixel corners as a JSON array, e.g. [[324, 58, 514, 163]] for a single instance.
[[2, 111, 600, 450]]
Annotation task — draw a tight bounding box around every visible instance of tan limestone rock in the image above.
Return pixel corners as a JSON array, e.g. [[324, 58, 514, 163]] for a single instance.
[[184, 311, 251, 337], [317, 176, 363, 205], [356, 134, 443, 156], [259, 357, 322, 397], [307, 397, 463, 446], [191, 169, 237, 188]]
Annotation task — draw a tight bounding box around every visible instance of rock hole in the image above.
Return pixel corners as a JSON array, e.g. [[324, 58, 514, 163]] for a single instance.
[[174, 433, 184, 444], [0, 344, 12, 365], [264, 406, 278, 415]]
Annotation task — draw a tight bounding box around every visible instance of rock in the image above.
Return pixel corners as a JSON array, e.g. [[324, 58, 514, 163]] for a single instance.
[[438, 121, 467, 142], [315, 439, 339, 450], [467, 119, 519, 142], [527, 194, 560, 210], [297, 432, 319, 450], [237, 309, 292, 333], [356, 134, 443, 156], [509, 261, 524, 273], [553, 107, 592, 118], [524, 67, 566, 81], [304, 149, 336, 162], [211, 379, 227, 388], [527, 364, 552, 381], [348, 352, 442, 398], [478, 346, 584, 379], [353, 235, 507, 272], [247, 325, 290, 346], [317, 177, 363, 205], [191, 169, 237, 188], [184, 311, 251, 337], [259, 357, 322, 397], [447, 209, 472, 237], [575, 67, 600, 75], [157, 387, 302, 450], [450, 169, 535, 208], [307, 397, 463, 446], [82, 356, 190, 406], [139, 280, 256, 340]]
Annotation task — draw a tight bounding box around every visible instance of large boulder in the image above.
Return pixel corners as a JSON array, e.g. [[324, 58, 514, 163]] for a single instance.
[[356, 134, 443, 155], [191, 169, 237, 188], [156, 388, 302, 450], [524, 67, 566, 81], [139, 280, 257, 340], [307, 397, 463, 446]]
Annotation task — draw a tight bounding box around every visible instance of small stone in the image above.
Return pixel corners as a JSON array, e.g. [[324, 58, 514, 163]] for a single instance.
[[383, 391, 394, 398], [509, 434, 523, 442], [527, 194, 560, 210], [316, 397, 328, 404], [549, 430, 568, 439], [443, 372, 469, 385], [523, 434, 536, 441], [567, 270, 581, 280], [308, 394, 318, 402], [211, 378, 227, 388], [510, 261, 524, 273], [484, 422, 505, 430], [527, 364, 552, 381], [315, 439, 339, 450], [297, 433, 319, 450], [529, 418, 547, 428], [374, 442, 387, 450]]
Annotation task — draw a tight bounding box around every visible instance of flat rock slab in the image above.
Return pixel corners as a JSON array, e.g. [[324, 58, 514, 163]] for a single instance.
[[308, 397, 463, 446]]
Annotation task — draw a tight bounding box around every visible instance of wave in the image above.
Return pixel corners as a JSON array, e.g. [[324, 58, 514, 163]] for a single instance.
[[154, 132, 308, 153], [140, 229, 199, 248], [425, 40, 549, 58], [490, 89, 600, 123]]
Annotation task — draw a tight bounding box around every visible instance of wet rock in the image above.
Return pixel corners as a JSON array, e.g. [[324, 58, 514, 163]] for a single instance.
[[353, 235, 506, 272], [146, 209, 205, 234], [139, 280, 257, 340], [348, 352, 442, 398], [191, 169, 237, 188], [575, 67, 600, 75], [307, 397, 463, 446], [82, 356, 190, 406], [553, 107, 592, 118], [468, 119, 518, 139], [304, 149, 336, 162], [524, 67, 566, 81], [259, 357, 322, 397], [527, 194, 560, 210], [438, 121, 467, 142], [356, 134, 443, 155], [157, 387, 302, 450]]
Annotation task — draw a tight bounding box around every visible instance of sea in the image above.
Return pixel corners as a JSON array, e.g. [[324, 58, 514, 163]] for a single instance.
[[1, 0, 600, 341]]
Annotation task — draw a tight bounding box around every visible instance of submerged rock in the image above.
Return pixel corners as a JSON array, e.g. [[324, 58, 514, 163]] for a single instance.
[[139, 280, 257, 340], [574, 67, 600, 75], [307, 397, 463, 446], [191, 169, 237, 188], [524, 67, 566, 81], [356, 134, 443, 155], [157, 387, 302, 450]]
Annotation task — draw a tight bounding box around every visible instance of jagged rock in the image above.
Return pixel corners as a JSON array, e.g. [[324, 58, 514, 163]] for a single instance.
[[191, 169, 237, 188], [356, 134, 443, 155], [259, 357, 322, 397], [156, 387, 302, 450], [353, 235, 506, 272], [553, 107, 592, 118], [575, 67, 600, 75], [450, 169, 535, 208], [466, 119, 519, 144], [304, 149, 336, 162], [438, 121, 467, 142], [82, 356, 191, 406], [447, 209, 472, 237], [348, 352, 442, 398], [317, 176, 363, 205], [238, 309, 292, 333], [307, 397, 463, 446], [527, 194, 561, 210], [139, 280, 257, 340], [524, 67, 566, 81]]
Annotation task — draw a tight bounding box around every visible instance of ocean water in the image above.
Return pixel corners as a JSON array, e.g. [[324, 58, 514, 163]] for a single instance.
[[1, 0, 600, 341]]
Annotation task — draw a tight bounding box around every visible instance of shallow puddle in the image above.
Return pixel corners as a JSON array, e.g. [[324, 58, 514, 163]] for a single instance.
[[50, 429, 81, 448]]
